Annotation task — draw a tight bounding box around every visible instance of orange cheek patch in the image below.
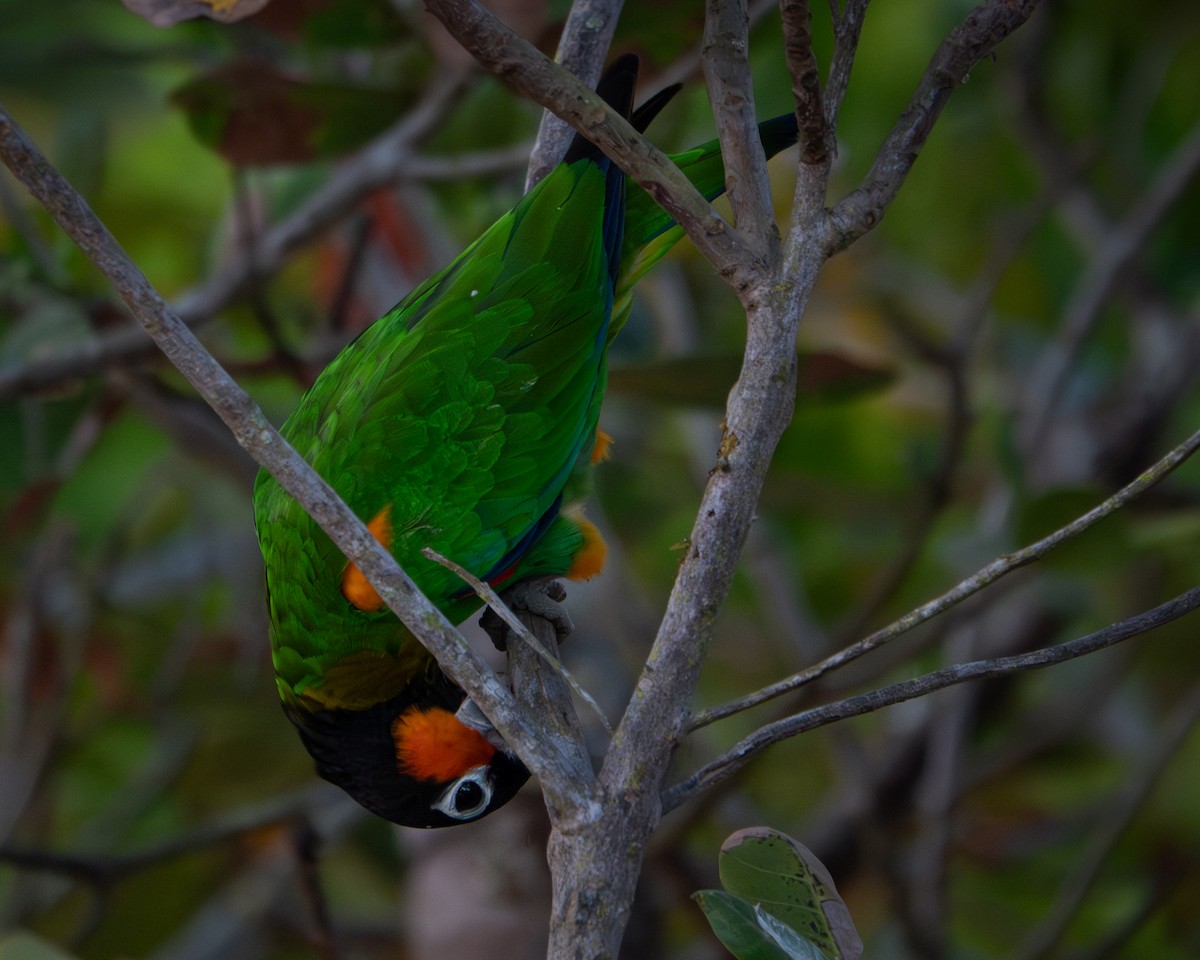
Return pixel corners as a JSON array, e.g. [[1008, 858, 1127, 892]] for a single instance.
[[392, 706, 496, 782], [341, 505, 393, 612]]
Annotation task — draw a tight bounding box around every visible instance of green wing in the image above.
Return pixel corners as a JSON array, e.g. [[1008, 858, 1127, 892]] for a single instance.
[[255, 157, 617, 706]]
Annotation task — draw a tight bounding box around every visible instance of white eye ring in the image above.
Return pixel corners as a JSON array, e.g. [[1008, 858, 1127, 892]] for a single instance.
[[433, 765, 494, 821]]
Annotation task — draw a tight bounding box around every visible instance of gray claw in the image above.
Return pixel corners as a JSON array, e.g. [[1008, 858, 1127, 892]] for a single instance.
[[478, 579, 574, 651]]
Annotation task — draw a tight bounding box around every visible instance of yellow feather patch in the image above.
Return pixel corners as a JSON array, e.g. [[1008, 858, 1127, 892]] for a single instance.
[[591, 429, 614, 464], [341, 504, 393, 612], [565, 507, 607, 581], [392, 706, 495, 782]]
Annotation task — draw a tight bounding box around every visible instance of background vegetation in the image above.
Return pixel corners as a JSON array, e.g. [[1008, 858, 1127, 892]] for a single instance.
[[2, 0, 1199, 957]]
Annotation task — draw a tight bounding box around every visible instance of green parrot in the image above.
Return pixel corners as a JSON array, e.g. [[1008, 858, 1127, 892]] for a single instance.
[[253, 55, 798, 828]]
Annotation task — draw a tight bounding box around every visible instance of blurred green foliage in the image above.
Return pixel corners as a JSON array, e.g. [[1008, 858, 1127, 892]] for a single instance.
[[2, 0, 1200, 958]]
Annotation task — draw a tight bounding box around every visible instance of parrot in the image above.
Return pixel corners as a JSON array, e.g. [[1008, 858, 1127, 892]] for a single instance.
[[253, 55, 799, 828]]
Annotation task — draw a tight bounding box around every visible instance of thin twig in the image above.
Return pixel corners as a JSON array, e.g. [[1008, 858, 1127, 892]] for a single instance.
[[689, 422, 1200, 731], [664, 584, 1200, 812], [823, 0, 869, 134], [421, 548, 613, 734]]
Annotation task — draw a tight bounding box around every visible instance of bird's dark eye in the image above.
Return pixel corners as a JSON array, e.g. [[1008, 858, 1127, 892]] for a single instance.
[[454, 779, 485, 813], [433, 767, 493, 821]]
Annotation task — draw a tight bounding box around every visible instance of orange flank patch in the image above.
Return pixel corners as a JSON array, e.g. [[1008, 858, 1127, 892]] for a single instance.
[[341, 505, 393, 612], [392, 706, 495, 782], [591, 429, 614, 464], [565, 508, 607, 581]]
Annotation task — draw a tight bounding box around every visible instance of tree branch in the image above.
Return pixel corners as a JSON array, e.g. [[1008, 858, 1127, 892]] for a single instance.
[[689, 421, 1200, 731], [823, 0, 868, 135], [664, 585, 1200, 811], [525, 0, 625, 188], [703, 0, 780, 262], [825, 0, 1041, 254], [781, 0, 830, 166]]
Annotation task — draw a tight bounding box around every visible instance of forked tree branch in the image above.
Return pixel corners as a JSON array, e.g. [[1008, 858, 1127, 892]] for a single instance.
[[664, 585, 1200, 811], [419, 2, 1051, 954], [688, 421, 1200, 731]]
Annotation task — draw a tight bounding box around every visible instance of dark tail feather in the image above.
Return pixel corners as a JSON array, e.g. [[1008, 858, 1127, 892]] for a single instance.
[[562, 56, 682, 160], [564, 54, 640, 164], [631, 82, 682, 133], [561, 55, 643, 287]]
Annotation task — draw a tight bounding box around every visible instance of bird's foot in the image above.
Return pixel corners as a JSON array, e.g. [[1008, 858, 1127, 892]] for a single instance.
[[479, 578, 574, 651]]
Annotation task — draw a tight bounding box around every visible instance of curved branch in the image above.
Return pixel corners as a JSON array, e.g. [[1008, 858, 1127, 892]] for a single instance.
[[664, 585, 1200, 812], [689, 421, 1200, 731]]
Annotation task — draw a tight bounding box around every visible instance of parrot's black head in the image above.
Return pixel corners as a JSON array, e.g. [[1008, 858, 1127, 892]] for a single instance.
[[284, 688, 530, 828]]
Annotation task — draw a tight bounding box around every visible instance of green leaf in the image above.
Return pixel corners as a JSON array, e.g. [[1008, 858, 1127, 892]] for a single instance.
[[717, 828, 863, 960], [753, 904, 837, 960], [694, 890, 808, 960]]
